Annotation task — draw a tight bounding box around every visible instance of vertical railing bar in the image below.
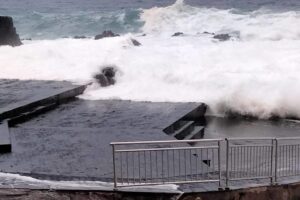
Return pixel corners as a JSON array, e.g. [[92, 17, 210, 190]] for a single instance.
[[126, 151, 129, 185], [173, 149, 175, 182], [288, 145, 290, 176], [155, 150, 158, 183], [271, 139, 274, 184], [292, 145, 294, 176], [286, 145, 288, 177], [196, 148, 199, 180], [225, 139, 229, 188], [240, 146, 243, 178], [132, 152, 135, 184], [218, 141, 221, 188], [144, 151, 147, 183], [138, 151, 141, 184], [167, 150, 170, 182], [162, 150, 164, 183], [112, 144, 117, 189], [246, 146, 248, 177], [120, 151, 123, 184], [274, 139, 278, 183], [230, 147, 233, 179], [150, 151, 153, 183], [185, 149, 187, 181], [206, 147, 209, 179], [212, 148, 215, 173], [201, 148, 203, 179], [179, 149, 181, 181], [190, 149, 192, 181], [297, 144, 300, 174]]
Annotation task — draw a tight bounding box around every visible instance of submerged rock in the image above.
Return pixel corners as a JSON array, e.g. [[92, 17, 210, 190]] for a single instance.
[[172, 32, 184, 37], [213, 33, 231, 41], [74, 35, 87, 39], [94, 31, 120, 40], [0, 16, 22, 47], [203, 31, 215, 35], [94, 66, 117, 87], [131, 38, 141, 46]]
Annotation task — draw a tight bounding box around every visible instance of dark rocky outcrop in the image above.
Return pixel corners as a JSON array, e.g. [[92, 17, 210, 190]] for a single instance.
[[0, 16, 22, 47], [203, 31, 215, 35], [74, 35, 87, 39], [213, 33, 231, 41], [94, 66, 117, 87], [131, 38, 141, 46], [172, 32, 184, 37], [94, 31, 120, 40]]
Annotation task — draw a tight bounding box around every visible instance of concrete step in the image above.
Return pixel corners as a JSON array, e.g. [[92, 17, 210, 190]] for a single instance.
[[173, 121, 195, 140], [185, 126, 205, 140], [8, 103, 57, 126], [164, 120, 191, 135], [0, 121, 11, 153]]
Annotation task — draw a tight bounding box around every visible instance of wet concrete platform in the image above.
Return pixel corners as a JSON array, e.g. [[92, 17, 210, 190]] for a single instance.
[[2, 79, 300, 193], [0, 99, 200, 181]]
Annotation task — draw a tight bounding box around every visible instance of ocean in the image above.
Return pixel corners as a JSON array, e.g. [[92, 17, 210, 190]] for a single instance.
[[0, 0, 300, 119]]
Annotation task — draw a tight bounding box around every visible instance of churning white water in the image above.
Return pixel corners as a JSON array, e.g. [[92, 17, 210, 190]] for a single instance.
[[1, 0, 300, 118]]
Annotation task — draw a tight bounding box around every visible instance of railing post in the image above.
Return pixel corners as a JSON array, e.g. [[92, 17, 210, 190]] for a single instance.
[[270, 139, 274, 185], [218, 140, 222, 189], [274, 139, 278, 184], [111, 144, 117, 189], [225, 138, 229, 189]]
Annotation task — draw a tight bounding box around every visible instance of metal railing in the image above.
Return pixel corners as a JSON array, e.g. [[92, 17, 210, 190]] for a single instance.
[[111, 139, 222, 188], [275, 137, 300, 183], [225, 138, 275, 188], [111, 137, 300, 189]]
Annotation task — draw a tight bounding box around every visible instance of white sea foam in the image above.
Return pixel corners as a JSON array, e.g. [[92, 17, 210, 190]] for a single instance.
[[0, 172, 180, 192], [0, 0, 300, 118]]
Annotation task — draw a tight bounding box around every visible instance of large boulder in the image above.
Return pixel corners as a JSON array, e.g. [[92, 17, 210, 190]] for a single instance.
[[131, 38, 141, 46], [172, 32, 184, 37], [0, 16, 22, 47], [94, 66, 117, 87], [94, 31, 120, 40], [213, 33, 231, 41]]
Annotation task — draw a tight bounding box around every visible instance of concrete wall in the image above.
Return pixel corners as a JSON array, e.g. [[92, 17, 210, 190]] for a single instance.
[[3, 182, 300, 200], [0, 189, 179, 200], [179, 182, 300, 200]]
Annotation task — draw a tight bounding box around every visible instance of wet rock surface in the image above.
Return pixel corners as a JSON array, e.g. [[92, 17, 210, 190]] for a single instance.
[[94, 30, 120, 40], [213, 33, 231, 41], [172, 32, 184, 37], [73, 35, 87, 39], [131, 38, 141, 46], [0, 16, 22, 47], [94, 66, 117, 87]]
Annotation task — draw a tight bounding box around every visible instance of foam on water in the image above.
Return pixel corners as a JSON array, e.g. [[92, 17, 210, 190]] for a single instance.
[[0, 172, 179, 192], [1, 0, 300, 119]]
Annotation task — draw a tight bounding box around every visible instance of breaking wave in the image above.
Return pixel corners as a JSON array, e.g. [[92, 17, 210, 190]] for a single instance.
[[1, 0, 300, 119]]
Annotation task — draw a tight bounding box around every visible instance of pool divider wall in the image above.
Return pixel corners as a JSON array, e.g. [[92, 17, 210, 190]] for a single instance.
[[0, 84, 90, 153], [0, 121, 11, 153]]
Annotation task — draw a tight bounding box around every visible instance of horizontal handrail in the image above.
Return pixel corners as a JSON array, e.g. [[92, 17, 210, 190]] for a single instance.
[[115, 145, 219, 152], [111, 136, 300, 189], [111, 138, 222, 145]]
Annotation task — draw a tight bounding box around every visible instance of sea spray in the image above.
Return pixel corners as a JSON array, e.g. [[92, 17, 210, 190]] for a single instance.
[[0, 0, 300, 119]]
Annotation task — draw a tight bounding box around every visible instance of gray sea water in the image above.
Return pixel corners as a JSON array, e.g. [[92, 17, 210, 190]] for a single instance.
[[1, 0, 300, 39], [1, 0, 300, 119]]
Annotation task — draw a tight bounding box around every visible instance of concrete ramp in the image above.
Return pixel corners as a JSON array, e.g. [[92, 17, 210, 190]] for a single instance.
[[0, 81, 89, 153]]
